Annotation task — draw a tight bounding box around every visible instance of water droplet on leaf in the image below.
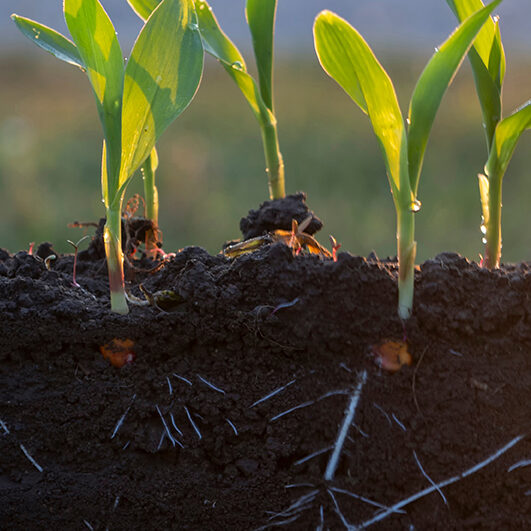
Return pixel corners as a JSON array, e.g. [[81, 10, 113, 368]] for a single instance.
[[434, 46, 439, 53], [231, 61, 244, 71], [406, 117, 411, 126], [493, 15, 500, 23], [482, 237, 487, 244], [409, 199, 422, 213], [188, 22, 199, 31]]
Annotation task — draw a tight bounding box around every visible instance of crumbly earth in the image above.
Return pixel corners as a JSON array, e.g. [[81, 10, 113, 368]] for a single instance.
[[0, 200, 530, 530], [239, 192, 323, 240]]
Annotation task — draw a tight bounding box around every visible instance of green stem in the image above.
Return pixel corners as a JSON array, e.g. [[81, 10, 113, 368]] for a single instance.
[[484, 173, 502, 269], [397, 207, 417, 320], [141, 151, 160, 258], [104, 206, 128, 314], [260, 118, 285, 200], [141, 151, 159, 225]]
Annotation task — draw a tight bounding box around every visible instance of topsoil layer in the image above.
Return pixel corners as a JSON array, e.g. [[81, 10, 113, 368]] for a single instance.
[[0, 200, 530, 530]]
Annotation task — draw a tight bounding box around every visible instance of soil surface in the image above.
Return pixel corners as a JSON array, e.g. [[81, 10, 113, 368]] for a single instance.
[[1, 196, 530, 530]]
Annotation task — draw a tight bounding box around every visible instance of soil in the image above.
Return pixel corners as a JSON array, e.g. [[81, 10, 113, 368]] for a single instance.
[[1, 194, 530, 530]]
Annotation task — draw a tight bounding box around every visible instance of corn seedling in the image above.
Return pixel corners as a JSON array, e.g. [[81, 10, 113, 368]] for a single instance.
[[67, 235, 90, 287], [127, 0, 285, 200], [12, 0, 204, 314], [313, 1, 501, 319], [446, 0, 531, 268]]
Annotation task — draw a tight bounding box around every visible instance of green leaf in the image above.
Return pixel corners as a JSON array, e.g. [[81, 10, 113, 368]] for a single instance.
[[446, 1, 505, 148], [445, 0, 501, 70], [193, 0, 271, 125], [64, 0, 124, 194], [246, 0, 276, 111], [486, 100, 531, 179], [126, 0, 161, 20], [313, 12, 367, 114], [314, 10, 406, 199], [11, 15, 85, 70], [407, 0, 502, 194], [468, 46, 501, 147], [119, 0, 203, 196]]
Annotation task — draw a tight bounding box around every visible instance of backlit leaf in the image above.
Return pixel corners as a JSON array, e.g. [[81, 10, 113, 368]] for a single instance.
[[407, 0, 501, 193], [314, 11, 407, 199], [446, 0, 505, 148], [11, 15, 85, 70], [126, 0, 161, 20], [119, 0, 203, 193], [486, 100, 531, 179], [193, 0, 271, 125], [445, 0, 502, 71], [64, 0, 124, 192], [246, 0, 276, 111]]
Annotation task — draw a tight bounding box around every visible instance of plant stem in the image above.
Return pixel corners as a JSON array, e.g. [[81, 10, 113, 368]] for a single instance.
[[104, 206, 129, 314], [484, 173, 502, 268], [141, 152, 159, 258], [397, 207, 416, 320], [260, 118, 285, 200]]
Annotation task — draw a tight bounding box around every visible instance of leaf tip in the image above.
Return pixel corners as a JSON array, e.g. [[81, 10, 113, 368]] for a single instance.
[[10, 13, 18, 22]]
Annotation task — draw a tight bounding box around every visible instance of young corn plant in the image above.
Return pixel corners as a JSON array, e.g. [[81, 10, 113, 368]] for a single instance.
[[446, 0, 531, 268], [127, 0, 285, 200], [313, 1, 501, 320], [12, 0, 203, 314]]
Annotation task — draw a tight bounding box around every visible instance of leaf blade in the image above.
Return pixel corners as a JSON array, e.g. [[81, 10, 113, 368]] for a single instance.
[[120, 0, 204, 189], [314, 10, 407, 198], [126, 0, 161, 20], [64, 0, 124, 191], [11, 15, 85, 70], [246, 0, 276, 111], [486, 100, 531, 179], [407, 0, 502, 193], [193, 0, 270, 124]]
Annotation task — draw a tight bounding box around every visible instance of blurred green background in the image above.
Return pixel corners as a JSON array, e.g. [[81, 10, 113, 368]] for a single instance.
[[0, 49, 529, 262]]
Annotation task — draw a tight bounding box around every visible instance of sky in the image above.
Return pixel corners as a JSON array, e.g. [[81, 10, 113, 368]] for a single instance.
[[2, 0, 530, 57]]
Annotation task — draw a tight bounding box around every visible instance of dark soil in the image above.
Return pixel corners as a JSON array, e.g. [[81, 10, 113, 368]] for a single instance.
[[1, 195, 530, 530]]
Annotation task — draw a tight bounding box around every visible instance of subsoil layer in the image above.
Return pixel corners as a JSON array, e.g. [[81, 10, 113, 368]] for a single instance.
[[0, 209, 530, 529]]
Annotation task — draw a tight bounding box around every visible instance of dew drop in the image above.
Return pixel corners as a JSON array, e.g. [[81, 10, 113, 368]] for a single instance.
[[409, 199, 422, 213], [482, 237, 487, 244], [188, 22, 199, 31], [231, 61, 244, 71], [406, 117, 411, 126], [198, 1, 205, 9], [434, 46, 439, 53], [480, 224, 487, 235], [493, 15, 500, 23]]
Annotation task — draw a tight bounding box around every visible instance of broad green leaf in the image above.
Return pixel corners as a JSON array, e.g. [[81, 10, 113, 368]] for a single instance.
[[193, 0, 272, 125], [446, 1, 505, 149], [246, 0, 276, 111], [126, 0, 161, 20], [313, 12, 367, 114], [445, 0, 501, 71], [119, 0, 203, 197], [468, 46, 501, 147], [314, 11, 407, 199], [490, 19, 505, 89], [407, 0, 501, 194], [11, 15, 85, 70], [486, 100, 531, 179], [64, 0, 124, 190]]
